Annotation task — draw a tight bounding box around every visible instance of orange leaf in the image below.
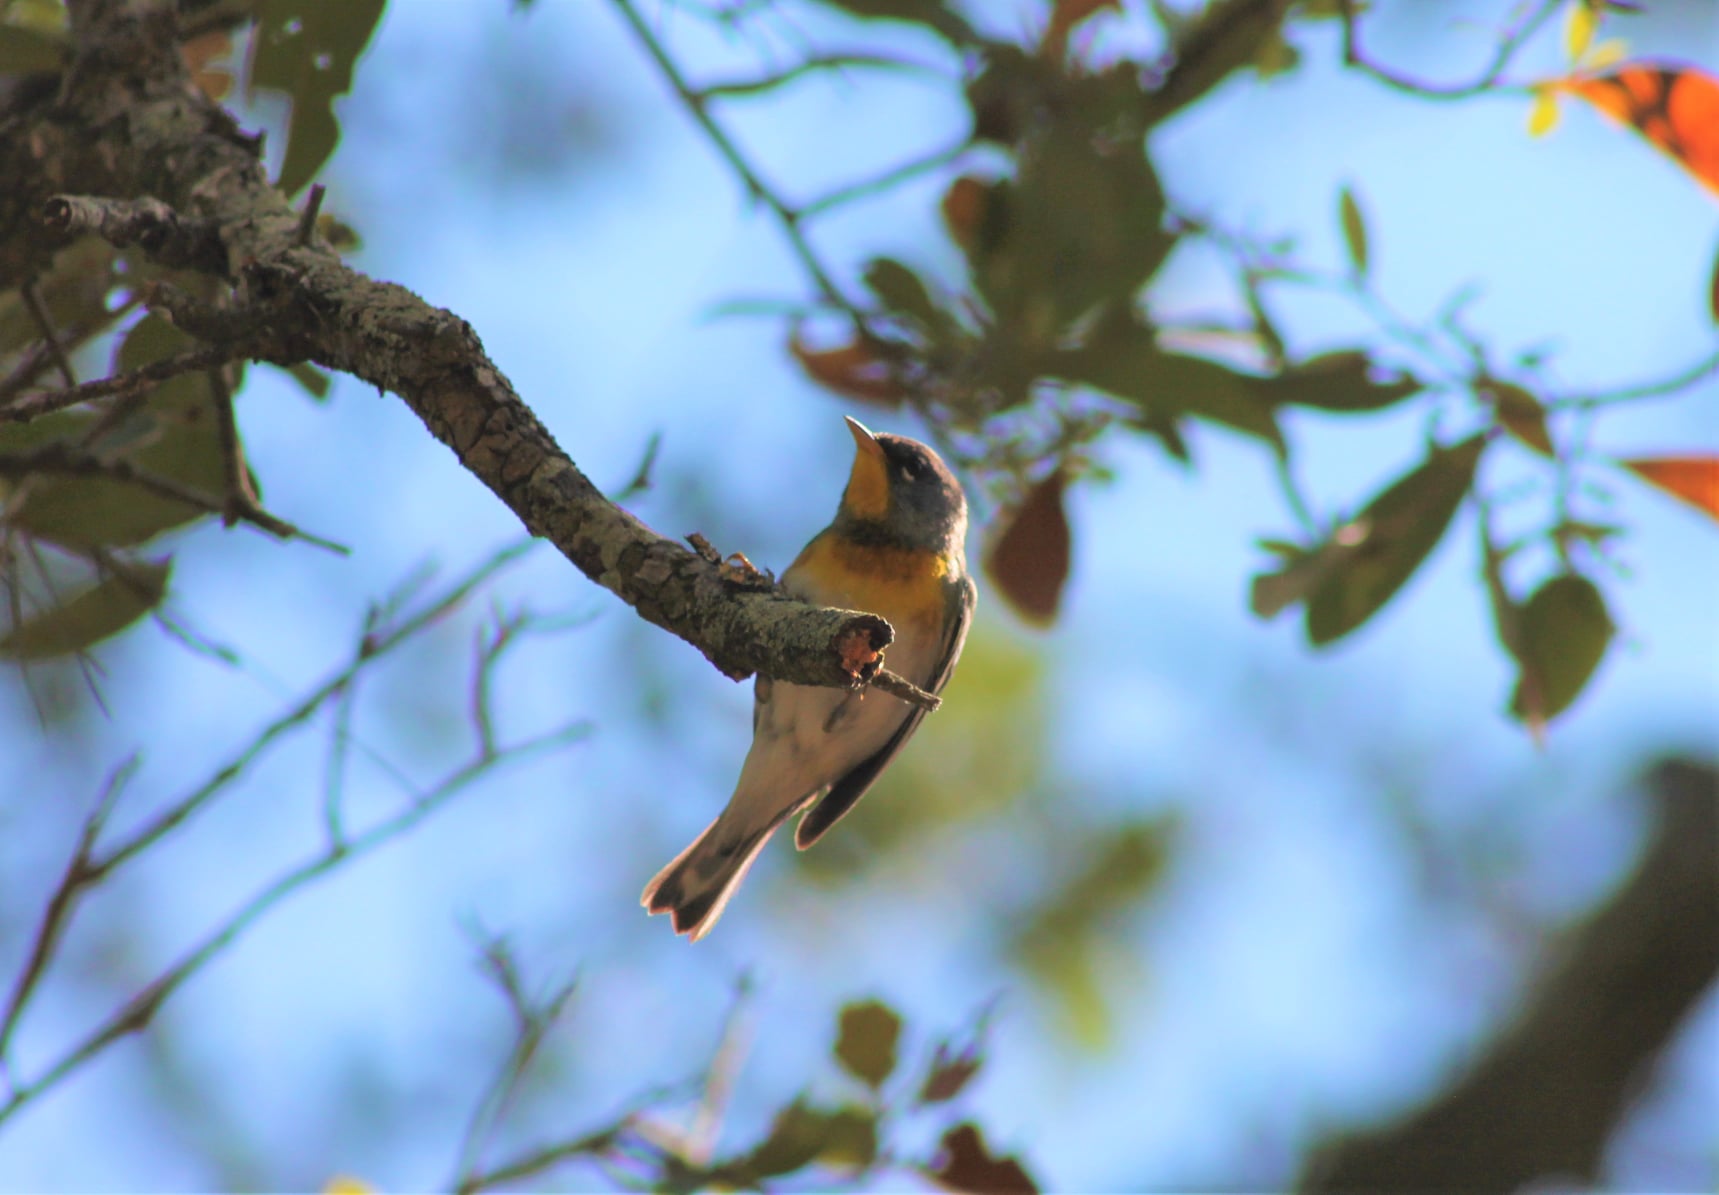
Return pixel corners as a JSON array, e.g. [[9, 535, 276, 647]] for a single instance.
[[984, 469, 1071, 627], [788, 330, 904, 408], [1561, 63, 1719, 197], [181, 29, 233, 101], [1622, 455, 1719, 521]]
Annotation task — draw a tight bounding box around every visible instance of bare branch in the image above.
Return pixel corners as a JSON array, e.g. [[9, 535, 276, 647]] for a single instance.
[[1, 345, 233, 423], [41, 195, 228, 276], [19, 279, 76, 388], [1338, 0, 1561, 99]]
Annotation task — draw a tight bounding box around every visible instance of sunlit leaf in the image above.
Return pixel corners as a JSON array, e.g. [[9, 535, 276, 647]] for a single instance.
[[247, 0, 387, 194], [0, 21, 64, 73], [924, 1124, 1039, 1195], [984, 469, 1071, 627], [1305, 436, 1486, 645], [1012, 820, 1174, 1047], [1565, 0, 1597, 63], [834, 1000, 901, 1088], [1509, 572, 1613, 730], [181, 28, 232, 101], [1, 557, 170, 660], [1622, 454, 1719, 521], [1560, 63, 1719, 196], [1528, 86, 1562, 137], [1338, 184, 1369, 276], [789, 329, 905, 407]]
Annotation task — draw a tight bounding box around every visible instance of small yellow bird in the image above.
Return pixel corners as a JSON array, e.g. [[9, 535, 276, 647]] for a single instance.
[[642, 417, 975, 940]]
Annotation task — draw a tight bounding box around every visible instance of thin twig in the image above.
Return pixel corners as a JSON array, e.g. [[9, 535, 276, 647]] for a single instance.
[[799, 138, 968, 220], [1338, 0, 1562, 99], [609, 0, 852, 310], [1, 345, 233, 423], [0, 723, 589, 1130], [206, 362, 257, 526], [870, 666, 940, 712], [0, 755, 139, 1068], [294, 183, 326, 247], [0, 441, 346, 552], [1549, 349, 1719, 411], [692, 52, 941, 99], [19, 279, 77, 388]]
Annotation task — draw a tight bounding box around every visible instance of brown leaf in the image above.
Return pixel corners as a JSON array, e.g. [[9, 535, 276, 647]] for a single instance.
[[1622, 455, 1719, 522], [941, 175, 990, 254], [789, 329, 905, 408], [1490, 382, 1553, 456], [925, 1124, 1039, 1195], [984, 469, 1071, 627], [1042, 0, 1121, 57], [919, 1039, 983, 1104]]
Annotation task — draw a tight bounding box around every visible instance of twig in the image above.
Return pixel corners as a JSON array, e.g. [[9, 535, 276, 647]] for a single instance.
[[692, 52, 941, 99], [609, 0, 852, 310], [1338, 0, 1561, 99], [870, 666, 941, 712], [294, 183, 326, 247], [1, 345, 234, 423], [451, 936, 581, 1189], [19, 279, 76, 388], [205, 362, 258, 526], [0, 440, 346, 552], [0, 721, 590, 1130], [88, 540, 537, 880], [799, 138, 968, 220], [40, 195, 228, 276], [1549, 348, 1719, 410], [0, 755, 139, 1070]]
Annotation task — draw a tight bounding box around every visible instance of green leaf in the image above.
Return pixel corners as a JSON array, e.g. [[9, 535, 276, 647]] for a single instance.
[[0, 22, 65, 73], [1250, 539, 1351, 619], [1050, 325, 1284, 453], [1338, 185, 1369, 276], [1252, 350, 1420, 414], [12, 316, 228, 548], [723, 1100, 879, 1182], [834, 1000, 902, 1087], [1142, 0, 1294, 125], [1489, 381, 1553, 455], [863, 258, 948, 335], [1, 557, 170, 660], [810, 0, 977, 44], [0, 238, 119, 357], [1305, 436, 1486, 645], [1509, 573, 1613, 725], [248, 0, 386, 194]]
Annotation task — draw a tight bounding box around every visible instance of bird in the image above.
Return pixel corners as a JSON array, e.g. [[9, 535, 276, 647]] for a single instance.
[[642, 416, 975, 941]]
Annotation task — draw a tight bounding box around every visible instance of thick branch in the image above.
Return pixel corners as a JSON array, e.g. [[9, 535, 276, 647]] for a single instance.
[[0, 0, 933, 703], [1303, 759, 1719, 1193]]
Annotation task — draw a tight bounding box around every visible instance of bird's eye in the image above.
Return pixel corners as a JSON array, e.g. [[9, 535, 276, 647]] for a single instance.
[[898, 459, 921, 480]]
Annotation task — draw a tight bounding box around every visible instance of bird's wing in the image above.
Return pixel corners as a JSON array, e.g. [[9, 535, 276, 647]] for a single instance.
[[793, 572, 975, 850]]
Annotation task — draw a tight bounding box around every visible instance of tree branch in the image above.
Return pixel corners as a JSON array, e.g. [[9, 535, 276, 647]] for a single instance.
[[0, 0, 932, 705], [1303, 758, 1719, 1193]]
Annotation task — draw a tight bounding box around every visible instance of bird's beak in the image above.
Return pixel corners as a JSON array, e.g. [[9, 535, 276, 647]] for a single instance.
[[841, 416, 890, 519], [845, 416, 885, 460]]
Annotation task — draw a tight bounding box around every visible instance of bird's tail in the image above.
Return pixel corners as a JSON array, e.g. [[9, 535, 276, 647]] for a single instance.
[[640, 812, 779, 942]]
